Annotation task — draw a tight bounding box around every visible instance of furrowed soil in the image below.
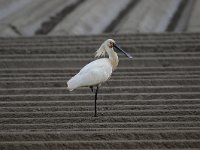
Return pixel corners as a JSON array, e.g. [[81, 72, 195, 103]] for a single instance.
[[0, 33, 200, 149]]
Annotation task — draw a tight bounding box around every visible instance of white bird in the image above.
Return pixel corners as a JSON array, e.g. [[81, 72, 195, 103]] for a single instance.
[[67, 39, 132, 117]]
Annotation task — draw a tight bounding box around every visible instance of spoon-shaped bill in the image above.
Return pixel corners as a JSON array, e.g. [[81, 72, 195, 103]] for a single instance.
[[113, 43, 133, 58]]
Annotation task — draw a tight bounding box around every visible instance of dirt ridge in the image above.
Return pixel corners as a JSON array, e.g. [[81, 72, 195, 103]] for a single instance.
[[0, 33, 200, 149]]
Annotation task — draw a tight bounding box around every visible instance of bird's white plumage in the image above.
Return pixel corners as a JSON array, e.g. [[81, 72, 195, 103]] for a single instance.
[[67, 58, 112, 91], [67, 39, 122, 91], [66, 39, 132, 117]]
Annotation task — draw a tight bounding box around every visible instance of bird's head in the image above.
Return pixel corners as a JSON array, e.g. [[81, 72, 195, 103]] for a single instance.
[[95, 39, 132, 58], [105, 39, 116, 48]]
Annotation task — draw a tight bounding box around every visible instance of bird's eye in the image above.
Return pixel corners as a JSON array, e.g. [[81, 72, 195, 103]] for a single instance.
[[109, 42, 113, 48]]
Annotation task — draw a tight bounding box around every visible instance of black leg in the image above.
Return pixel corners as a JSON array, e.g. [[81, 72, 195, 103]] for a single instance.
[[94, 86, 99, 117]]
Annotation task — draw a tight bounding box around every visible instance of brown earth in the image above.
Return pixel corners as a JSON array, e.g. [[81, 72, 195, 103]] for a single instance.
[[0, 33, 200, 149]]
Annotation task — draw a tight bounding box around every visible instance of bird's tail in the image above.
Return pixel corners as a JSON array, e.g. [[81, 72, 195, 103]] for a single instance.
[[66, 81, 73, 91], [67, 73, 83, 91]]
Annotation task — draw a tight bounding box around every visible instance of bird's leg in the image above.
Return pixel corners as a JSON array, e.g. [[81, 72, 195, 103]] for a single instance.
[[94, 86, 99, 117], [90, 86, 93, 92]]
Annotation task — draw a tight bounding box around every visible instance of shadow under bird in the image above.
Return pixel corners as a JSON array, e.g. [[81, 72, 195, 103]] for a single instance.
[[67, 39, 132, 117]]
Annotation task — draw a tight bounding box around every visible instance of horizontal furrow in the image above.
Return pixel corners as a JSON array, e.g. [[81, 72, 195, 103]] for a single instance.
[[1, 59, 200, 68], [0, 139, 199, 149], [0, 104, 199, 112], [0, 109, 199, 118], [1, 99, 200, 106], [1, 52, 200, 59], [1, 74, 199, 80], [1, 122, 200, 131], [1, 78, 200, 88], [0, 66, 199, 72], [0, 35, 200, 44], [1, 41, 200, 49], [1, 92, 200, 101], [1, 70, 200, 77], [0, 45, 199, 55], [0, 115, 199, 124], [0, 130, 199, 141], [1, 86, 200, 95]]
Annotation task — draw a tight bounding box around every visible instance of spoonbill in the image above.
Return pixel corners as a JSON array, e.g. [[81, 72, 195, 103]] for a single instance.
[[67, 39, 132, 117]]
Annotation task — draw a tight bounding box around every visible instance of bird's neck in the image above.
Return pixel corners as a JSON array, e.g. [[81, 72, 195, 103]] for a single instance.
[[106, 48, 119, 71]]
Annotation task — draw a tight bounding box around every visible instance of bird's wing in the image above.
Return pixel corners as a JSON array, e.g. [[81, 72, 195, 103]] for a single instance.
[[67, 58, 112, 90], [79, 58, 110, 74]]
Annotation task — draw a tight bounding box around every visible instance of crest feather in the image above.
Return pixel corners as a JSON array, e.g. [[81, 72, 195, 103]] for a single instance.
[[95, 44, 106, 58]]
